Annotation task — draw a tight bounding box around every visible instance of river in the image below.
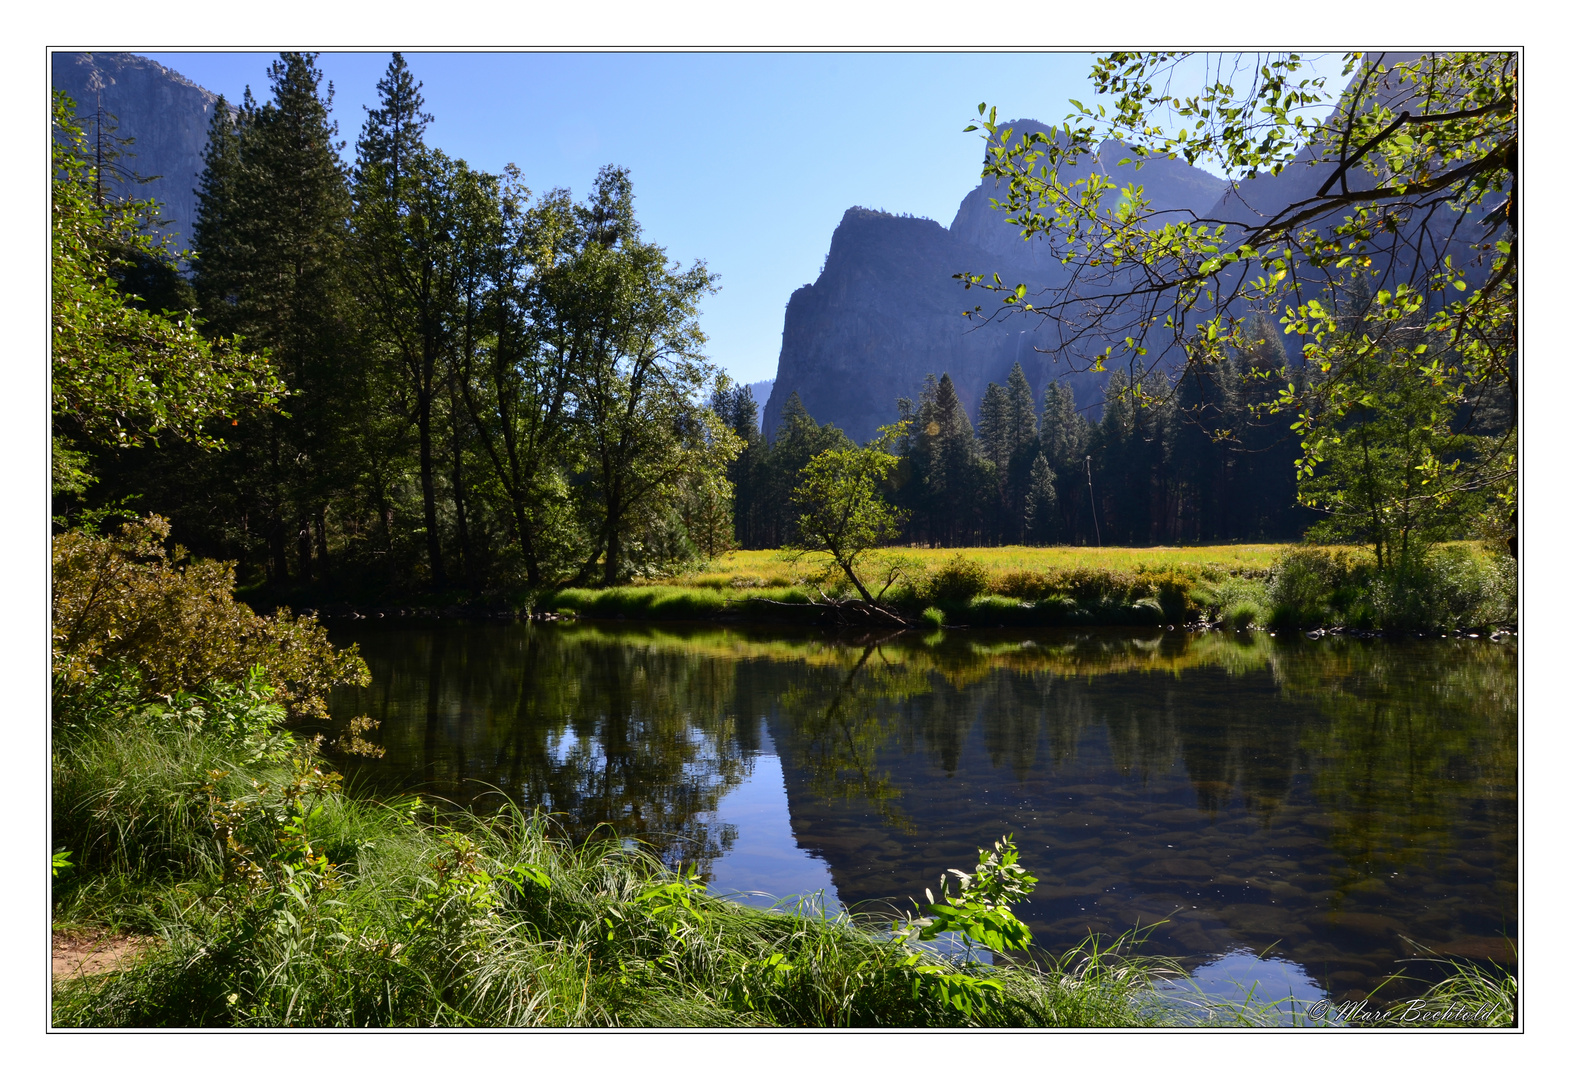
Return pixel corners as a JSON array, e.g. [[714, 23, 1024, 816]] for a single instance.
[[326, 620, 1517, 1011]]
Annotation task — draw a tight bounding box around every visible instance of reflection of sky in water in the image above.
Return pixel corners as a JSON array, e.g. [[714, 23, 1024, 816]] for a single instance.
[[704, 729, 840, 912], [1159, 949, 1334, 1025], [546, 729, 578, 765]]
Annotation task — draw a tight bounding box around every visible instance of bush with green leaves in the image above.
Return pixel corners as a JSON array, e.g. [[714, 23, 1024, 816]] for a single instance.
[[1265, 544, 1515, 631], [920, 555, 993, 606]]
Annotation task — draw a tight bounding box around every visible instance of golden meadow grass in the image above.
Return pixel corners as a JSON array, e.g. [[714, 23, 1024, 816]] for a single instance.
[[646, 544, 1291, 590]]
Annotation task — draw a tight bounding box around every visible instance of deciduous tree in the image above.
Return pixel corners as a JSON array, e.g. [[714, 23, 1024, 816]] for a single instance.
[[964, 51, 1516, 537]]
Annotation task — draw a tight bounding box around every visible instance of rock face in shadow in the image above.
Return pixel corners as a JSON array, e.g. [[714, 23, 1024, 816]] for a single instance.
[[51, 52, 223, 253], [763, 208, 1044, 444], [762, 124, 1230, 444]]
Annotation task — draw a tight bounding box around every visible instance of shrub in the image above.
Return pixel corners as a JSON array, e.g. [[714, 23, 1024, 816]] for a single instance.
[[1128, 596, 1166, 625], [1266, 547, 1360, 629], [1222, 602, 1259, 630], [1264, 544, 1517, 631], [992, 570, 1051, 602], [52, 516, 369, 719], [922, 555, 992, 606]]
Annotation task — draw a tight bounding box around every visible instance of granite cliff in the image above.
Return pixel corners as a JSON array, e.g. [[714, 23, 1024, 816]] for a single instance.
[[762, 124, 1230, 444], [51, 52, 223, 252]]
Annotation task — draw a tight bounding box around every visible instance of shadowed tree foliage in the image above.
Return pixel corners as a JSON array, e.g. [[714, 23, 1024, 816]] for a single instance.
[[68, 53, 743, 598], [189, 53, 357, 587], [51, 90, 283, 509]]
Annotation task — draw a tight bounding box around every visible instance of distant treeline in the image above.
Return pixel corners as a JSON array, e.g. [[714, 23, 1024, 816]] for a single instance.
[[718, 339, 1311, 550]]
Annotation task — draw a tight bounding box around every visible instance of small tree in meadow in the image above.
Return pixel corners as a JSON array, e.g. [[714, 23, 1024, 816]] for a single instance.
[[788, 422, 908, 605]]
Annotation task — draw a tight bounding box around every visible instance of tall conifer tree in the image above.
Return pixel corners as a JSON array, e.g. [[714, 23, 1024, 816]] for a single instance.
[[191, 53, 353, 585], [352, 54, 459, 587]]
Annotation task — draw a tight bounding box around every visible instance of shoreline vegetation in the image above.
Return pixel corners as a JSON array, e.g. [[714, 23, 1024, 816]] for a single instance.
[[276, 543, 1516, 639]]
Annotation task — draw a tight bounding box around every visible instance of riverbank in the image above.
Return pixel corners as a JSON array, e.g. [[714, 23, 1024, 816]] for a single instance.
[[51, 626, 1519, 1028], [288, 542, 1515, 637], [51, 525, 1515, 1026]]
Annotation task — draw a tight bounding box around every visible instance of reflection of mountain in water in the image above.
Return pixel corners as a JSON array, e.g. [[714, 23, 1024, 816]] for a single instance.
[[328, 623, 1516, 1002], [761, 632, 1515, 1002]]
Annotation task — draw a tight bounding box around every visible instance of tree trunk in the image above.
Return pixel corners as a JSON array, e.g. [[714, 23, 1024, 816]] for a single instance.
[[451, 439, 470, 588], [602, 513, 622, 586], [314, 507, 331, 581], [417, 382, 446, 588]]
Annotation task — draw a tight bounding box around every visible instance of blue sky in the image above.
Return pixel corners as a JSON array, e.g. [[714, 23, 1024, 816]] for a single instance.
[[140, 51, 1347, 388]]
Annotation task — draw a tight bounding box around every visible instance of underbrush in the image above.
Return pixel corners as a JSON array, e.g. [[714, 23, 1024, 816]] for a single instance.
[[1264, 544, 1516, 632]]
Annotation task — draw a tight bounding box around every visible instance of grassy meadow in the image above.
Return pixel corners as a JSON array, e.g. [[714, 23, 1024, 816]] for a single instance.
[[529, 542, 1513, 634], [651, 544, 1288, 588]]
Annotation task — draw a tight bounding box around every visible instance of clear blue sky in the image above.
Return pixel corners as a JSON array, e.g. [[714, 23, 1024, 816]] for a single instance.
[[140, 51, 1346, 387]]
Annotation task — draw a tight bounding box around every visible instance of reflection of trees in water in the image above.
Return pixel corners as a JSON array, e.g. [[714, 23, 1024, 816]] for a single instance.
[[766, 632, 1298, 816], [333, 623, 1515, 895], [1167, 678, 1304, 819], [1100, 688, 1179, 786], [331, 624, 754, 873], [758, 630, 1513, 852], [770, 641, 920, 831], [1273, 639, 1517, 889]]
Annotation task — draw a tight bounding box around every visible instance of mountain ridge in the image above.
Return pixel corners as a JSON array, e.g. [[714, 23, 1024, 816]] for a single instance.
[[761, 125, 1232, 444]]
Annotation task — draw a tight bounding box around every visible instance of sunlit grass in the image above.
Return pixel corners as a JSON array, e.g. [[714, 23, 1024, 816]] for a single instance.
[[648, 545, 1293, 589]]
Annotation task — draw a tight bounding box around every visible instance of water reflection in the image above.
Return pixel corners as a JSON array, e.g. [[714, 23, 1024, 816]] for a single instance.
[[1158, 950, 1332, 1026], [327, 622, 1516, 1002]]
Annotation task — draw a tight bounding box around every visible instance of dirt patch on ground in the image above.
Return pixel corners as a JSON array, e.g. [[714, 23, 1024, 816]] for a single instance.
[[52, 930, 149, 981]]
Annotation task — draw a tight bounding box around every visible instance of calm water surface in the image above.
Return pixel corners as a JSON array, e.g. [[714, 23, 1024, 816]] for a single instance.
[[327, 621, 1516, 1006]]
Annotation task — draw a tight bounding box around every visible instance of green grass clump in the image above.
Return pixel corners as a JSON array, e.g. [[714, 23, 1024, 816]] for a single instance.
[[920, 606, 945, 628]]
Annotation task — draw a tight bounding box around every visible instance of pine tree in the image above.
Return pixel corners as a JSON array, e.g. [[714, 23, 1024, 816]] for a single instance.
[[191, 54, 354, 586], [976, 363, 1041, 543], [978, 382, 1010, 469], [905, 373, 990, 545], [1003, 363, 1038, 455], [1023, 452, 1059, 542], [1038, 379, 1090, 541], [352, 54, 462, 587], [1001, 363, 1039, 542], [712, 382, 764, 547]]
